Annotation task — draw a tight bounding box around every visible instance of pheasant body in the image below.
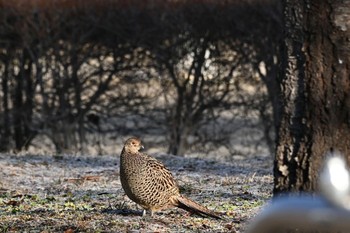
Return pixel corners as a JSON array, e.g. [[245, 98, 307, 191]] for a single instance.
[[119, 137, 221, 219], [120, 148, 179, 212]]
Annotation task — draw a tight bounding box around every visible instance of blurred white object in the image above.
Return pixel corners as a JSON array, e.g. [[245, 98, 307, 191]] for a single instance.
[[319, 152, 350, 209], [246, 151, 350, 233], [246, 196, 350, 233]]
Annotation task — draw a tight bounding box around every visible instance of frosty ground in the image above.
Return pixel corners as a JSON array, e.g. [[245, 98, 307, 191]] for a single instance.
[[0, 149, 273, 232]]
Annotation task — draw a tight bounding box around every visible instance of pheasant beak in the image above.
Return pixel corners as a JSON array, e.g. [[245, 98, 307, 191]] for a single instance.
[[139, 145, 145, 151]]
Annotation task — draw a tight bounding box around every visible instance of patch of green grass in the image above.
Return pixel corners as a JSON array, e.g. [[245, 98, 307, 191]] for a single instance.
[[217, 202, 237, 212]]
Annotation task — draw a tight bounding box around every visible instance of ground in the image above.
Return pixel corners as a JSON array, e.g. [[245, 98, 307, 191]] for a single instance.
[[0, 151, 273, 232]]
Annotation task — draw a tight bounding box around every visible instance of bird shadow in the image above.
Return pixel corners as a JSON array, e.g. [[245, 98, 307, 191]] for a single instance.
[[101, 208, 142, 216]]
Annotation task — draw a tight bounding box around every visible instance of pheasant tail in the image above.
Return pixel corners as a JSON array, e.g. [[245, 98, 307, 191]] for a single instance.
[[175, 195, 222, 219]]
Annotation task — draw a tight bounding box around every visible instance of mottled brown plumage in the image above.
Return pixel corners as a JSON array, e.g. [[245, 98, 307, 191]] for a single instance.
[[119, 137, 221, 219]]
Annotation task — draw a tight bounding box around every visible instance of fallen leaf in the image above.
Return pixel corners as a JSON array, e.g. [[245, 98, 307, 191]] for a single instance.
[[64, 229, 74, 233]]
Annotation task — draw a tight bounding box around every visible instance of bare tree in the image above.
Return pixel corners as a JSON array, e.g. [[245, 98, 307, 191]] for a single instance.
[[0, 3, 145, 153], [141, 1, 281, 155], [0, 0, 281, 156]]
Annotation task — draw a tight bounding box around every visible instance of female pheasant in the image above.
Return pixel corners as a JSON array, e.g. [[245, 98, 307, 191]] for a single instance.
[[119, 137, 221, 219]]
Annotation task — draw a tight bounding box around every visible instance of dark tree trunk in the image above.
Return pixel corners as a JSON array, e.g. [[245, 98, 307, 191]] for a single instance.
[[11, 49, 35, 151], [23, 51, 35, 149], [72, 50, 85, 151], [0, 58, 11, 151], [274, 0, 350, 194], [13, 54, 24, 151], [168, 89, 189, 156]]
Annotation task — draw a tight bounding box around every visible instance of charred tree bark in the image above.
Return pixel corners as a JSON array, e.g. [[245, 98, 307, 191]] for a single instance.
[[274, 0, 350, 194]]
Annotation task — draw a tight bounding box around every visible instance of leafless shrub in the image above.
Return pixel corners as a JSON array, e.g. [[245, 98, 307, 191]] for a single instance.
[[0, 0, 281, 156]]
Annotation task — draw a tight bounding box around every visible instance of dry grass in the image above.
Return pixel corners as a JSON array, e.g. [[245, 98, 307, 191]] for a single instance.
[[0, 152, 273, 232]]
